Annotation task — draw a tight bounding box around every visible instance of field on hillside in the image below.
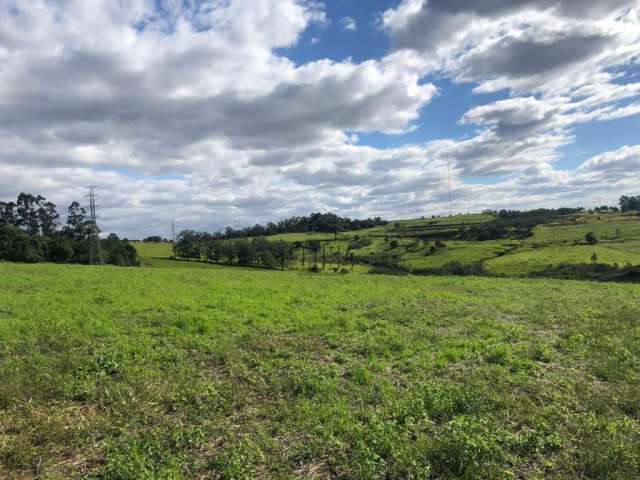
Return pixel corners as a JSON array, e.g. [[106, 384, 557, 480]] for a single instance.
[[1, 262, 639, 479], [137, 212, 640, 277]]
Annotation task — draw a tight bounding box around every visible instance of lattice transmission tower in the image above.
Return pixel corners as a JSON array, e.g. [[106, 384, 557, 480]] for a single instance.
[[86, 186, 104, 265]]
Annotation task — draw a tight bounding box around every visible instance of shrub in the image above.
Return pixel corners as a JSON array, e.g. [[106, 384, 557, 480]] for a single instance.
[[367, 252, 408, 275], [585, 232, 598, 245], [413, 262, 486, 277], [348, 237, 373, 250]]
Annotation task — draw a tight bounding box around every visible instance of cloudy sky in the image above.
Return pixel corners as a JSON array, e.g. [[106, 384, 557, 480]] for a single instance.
[[1, 0, 639, 237]]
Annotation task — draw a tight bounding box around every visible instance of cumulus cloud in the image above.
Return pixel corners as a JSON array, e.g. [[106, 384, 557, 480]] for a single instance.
[[579, 145, 640, 174], [382, 0, 640, 178], [0, 0, 639, 237]]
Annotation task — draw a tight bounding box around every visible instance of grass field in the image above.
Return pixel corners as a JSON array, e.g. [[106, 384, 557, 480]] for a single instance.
[[1, 262, 639, 479], [137, 213, 640, 277]]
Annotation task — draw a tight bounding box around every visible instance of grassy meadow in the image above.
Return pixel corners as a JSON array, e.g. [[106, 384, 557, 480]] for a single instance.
[[136, 212, 640, 277], [1, 261, 640, 479]]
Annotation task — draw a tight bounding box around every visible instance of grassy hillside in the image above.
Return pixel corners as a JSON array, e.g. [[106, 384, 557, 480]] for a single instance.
[[1, 262, 639, 478], [138, 212, 640, 277]]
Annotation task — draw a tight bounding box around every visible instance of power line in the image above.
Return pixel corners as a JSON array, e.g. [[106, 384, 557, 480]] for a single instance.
[[85, 186, 103, 265]]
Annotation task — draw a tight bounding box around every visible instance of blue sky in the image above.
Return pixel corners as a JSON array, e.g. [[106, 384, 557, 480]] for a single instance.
[[0, 0, 639, 237], [284, 1, 640, 173]]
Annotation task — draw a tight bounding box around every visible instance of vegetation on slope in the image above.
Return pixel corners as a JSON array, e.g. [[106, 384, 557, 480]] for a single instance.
[[153, 206, 640, 282]]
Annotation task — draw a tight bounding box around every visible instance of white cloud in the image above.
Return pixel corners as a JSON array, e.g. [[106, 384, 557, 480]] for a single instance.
[[339, 16, 357, 32], [578, 144, 640, 174], [0, 0, 639, 237]]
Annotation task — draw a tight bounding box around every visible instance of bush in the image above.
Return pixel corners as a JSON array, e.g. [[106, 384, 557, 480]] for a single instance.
[[413, 262, 486, 277], [585, 232, 598, 245], [348, 237, 373, 250], [367, 252, 408, 275]]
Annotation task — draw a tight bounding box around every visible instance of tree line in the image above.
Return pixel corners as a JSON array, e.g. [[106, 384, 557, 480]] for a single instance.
[[175, 230, 359, 272], [221, 212, 387, 239], [482, 196, 640, 219], [0, 193, 138, 266], [482, 207, 587, 219], [175, 230, 295, 270]]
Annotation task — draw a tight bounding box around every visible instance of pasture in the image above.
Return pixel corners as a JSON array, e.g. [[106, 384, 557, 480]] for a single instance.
[[139, 212, 640, 277], [1, 262, 639, 478]]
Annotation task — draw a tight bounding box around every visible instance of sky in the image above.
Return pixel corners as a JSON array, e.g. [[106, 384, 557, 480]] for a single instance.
[[0, 0, 639, 238]]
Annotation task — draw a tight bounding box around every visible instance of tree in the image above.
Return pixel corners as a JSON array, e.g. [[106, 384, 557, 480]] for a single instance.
[[0, 192, 137, 267], [620, 195, 640, 212], [175, 230, 200, 260], [102, 233, 139, 266], [143, 236, 163, 243], [272, 240, 294, 270], [45, 234, 73, 263], [585, 232, 598, 245], [64, 202, 92, 241], [235, 239, 254, 266], [252, 237, 276, 268], [37, 201, 59, 236], [591, 252, 599, 264], [0, 225, 44, 262], [306, 240, 321, 266], [16, 193, 45, 235], [0, 201, 16, 227], [219, 242, 236, 264]]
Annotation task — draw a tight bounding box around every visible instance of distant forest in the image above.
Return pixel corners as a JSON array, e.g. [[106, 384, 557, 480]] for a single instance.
[[0, 193, 138, 266], [221, 212, 387, 239]]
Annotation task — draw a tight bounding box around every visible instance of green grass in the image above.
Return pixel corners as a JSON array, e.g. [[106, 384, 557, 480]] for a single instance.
[[392, 214, 496, 228], [134, 242, 222, 269], [135, 214, 640, 278], [487, 244, 640, 275], [528, 216, 640, 244], [1, 262, 639, 479]]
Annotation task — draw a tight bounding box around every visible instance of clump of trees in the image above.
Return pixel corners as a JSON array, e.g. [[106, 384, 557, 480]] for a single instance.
[[221, 212, 387, 239], [143, 236, 169, 243], [620, 195, 640, 212], [175, 230, 294, 270], [0, 193, 138, 266], [585, 232, 599, 245]]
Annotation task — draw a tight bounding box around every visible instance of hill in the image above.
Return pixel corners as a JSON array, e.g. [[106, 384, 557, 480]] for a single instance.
[[137, 211, 640, 279], [1, 262, 639, 478]]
